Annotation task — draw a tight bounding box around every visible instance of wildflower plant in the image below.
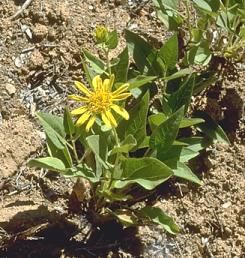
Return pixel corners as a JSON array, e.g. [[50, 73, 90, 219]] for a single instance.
[[28, 26, 229, 233]]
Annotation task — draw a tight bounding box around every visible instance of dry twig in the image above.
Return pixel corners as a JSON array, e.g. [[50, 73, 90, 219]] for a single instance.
[[11, 0, 34, 20]]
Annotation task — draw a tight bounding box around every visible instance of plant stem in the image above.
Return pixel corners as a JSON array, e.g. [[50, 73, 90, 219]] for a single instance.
[[104, 47, 111, 76], [72, 139, 79, 164], [184, 0, 192, 42]]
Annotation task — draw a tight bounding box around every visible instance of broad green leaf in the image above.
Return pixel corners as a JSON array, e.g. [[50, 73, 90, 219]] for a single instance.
[[111, 47, 129, 83], [150, 106, 184, 150], [113, 157, 173, 190], [63, 108, 75, 136], [193, 0, 220, 13], [128, 75, 157, 89], [110, 135, 137, 155], [148, 113, 167, 131], [125, 30, 157, 74], [65, 164, 99, 183], [106, 30, 118, 49], [158, 136, 211, 164], [28, 157, 66, 172], [83, 49, 105, 74], [196, 113, 230, 144], [179, 118, 205, 128], [158, 34, 178, 71], [37, 112, 65, 137], [140, 206, 179, 234], [47, 137, 72, 168], [173, 161, 202, 185], [168, 75, 195, 113], [187, 42, 212, 65], [37, 112, 66, 149], [118, 91, 149, 147]]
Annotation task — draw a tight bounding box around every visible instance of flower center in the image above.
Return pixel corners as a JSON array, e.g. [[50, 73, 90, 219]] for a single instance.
[[88, 90, 112, 113]]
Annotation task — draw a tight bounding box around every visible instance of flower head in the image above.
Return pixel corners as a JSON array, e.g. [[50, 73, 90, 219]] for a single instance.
[[94, 25, 108, 44], [69, 74, 131, 131]]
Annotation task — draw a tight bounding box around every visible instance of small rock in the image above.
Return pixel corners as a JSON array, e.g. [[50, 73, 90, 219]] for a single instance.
[[5, 83, 16, 95], [222, 201, 232, 209]]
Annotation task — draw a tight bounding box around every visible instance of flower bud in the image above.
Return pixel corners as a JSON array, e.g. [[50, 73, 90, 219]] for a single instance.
[[95, 25, 108, 43]]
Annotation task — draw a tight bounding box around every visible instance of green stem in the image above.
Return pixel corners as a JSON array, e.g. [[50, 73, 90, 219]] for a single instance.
[[104, 48, 111, 76], [72, 139, 79, 164], [184, 0, 192, 42]]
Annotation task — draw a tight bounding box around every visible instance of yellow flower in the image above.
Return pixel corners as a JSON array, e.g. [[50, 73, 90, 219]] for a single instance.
[[69, 74, 131, 132]]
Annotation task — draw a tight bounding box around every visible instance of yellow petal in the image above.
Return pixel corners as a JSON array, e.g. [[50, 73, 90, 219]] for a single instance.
[[112, 83, 129, 96], [68, 95, 89, 102], [71, 106, 87, 115], [103, 74, 115, 91], [112, 93, 131, 101], [74, 81, 92, 96], [101, 112, 112, 128], [111, 105, 129, 120], [76, 112, 91, 126], [106, 110, 117, 127], [85, 116, 96, 132], [92, 75, 102, 90]]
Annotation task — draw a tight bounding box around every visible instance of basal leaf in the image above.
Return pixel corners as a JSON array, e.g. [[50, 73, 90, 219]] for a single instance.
[[140, 206, 179, 234], [172, 161, 202, 185], [28, 157, 66, 172], [196, 112, 230, 144]]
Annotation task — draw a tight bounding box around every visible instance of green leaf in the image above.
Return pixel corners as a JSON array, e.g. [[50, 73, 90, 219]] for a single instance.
[[164, 68, 192, 81], [28, 157, 66, 172], [125, 30, 157, 74], [158, 34, 178, 71], [128, 75, 157, 89], [150, 106, 184, 150], [140, 206, 179, 234], [65, 164, 99, 183], [111, 47, 129, 83], [179, 118, 205, 128], [148, 113, 167, 131], [47, 137, 73, 168], [113, 157, 173, 190], [196, 112, 230, 144], [83, 49, 105, 74], [173, 161, 202, 185], [193, 0, 220, 13], [106, 30, 118, 49], [86, 135, 109, 168], [63, 108, 75, 136], [113, 209, 138, 227], [187, 42, 212, 65], [118, 91, 149, 147], [168, 75, 195, 113], [37, 112, 66, 149], [110, 135, 137, 155]]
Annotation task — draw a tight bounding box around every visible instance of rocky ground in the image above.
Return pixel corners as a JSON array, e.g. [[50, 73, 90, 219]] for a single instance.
[[0, 0, 244, 257]]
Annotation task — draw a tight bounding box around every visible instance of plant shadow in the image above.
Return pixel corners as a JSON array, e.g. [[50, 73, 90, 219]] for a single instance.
[[0, 205, 144, 258]]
